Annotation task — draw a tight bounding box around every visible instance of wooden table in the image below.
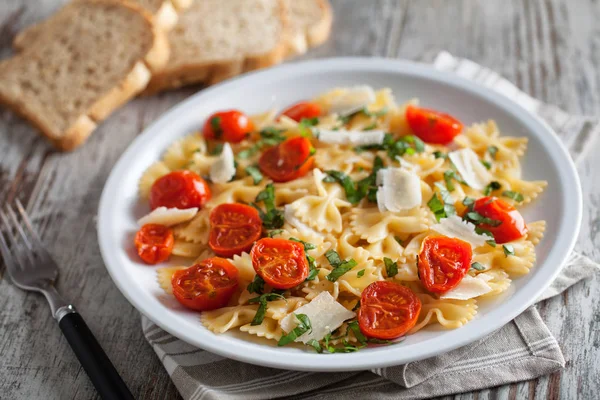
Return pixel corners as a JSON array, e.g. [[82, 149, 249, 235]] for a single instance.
[[1, 0, 598, 398]]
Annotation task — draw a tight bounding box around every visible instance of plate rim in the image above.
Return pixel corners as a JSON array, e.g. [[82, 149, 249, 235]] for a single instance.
[[97, 57, 582, 371]]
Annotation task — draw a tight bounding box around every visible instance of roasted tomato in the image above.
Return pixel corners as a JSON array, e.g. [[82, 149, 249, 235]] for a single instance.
[[250, 238, 308, 289], [149, 171, 211, 210], [203, 110, 254, 143], [134, 224, 174, 264], [472, 196, 527, 244], [171, 258, 239, 311], [258, 136, 314, 182], [405, 105, 463, 144], [358, 281, 422, 340], [209, 203, 262, 257], [418, 235, 472, 293], [280, 101, 322, 122]]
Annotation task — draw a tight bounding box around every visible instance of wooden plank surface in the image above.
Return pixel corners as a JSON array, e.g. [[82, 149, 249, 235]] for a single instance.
[[0, 0, 599, 399]]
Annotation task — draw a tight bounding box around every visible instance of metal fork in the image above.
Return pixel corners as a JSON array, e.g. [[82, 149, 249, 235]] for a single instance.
[[0, 200, 133, 400]]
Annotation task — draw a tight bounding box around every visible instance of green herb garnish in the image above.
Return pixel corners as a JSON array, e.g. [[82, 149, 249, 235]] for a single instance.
[[210, 116, 223, 139], [483, 181, 501, 196], [245, 165, 263, 184], [252, 184, 284, 229], [289, 237, 316, 251], [278, 314, 312, 346], [325, 250, 357, 282], [357, 269, 365, 277], [486, 239, 497, 247], [267, 229, 284, 238], [347, 321, 367, 345], [465, 211, 502, 227], [352, 300, 361, 311], [298, 117, 319, 137], [324, 156, 383, 204], [247, 275, 265, 294], [209, 143, 224, 155], [503, 244, 515, 257], [470, 262, 486, 271], [363, 123, 378, 131], [307, 339, 322, 353], [488, 145, 499, 159], [481, 160, 492, 170], [383, 257, 398, 278], [249, 293, 286, 326], [502, 190, 524, 202], [433, 151, 447, 159]]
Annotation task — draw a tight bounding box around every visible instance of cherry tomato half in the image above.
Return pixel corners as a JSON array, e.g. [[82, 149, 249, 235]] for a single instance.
[[203, 110, 254, 143], [134, 224, 174, 265], [472, 196, 527, 244], [358, 281, 422, 340], [280, 101, 322, 122], [258, 136, 314, 183], [171, 258, 239, 311], [209, 203, 263, 258], [250, 238, 308, 289], [149, 171, 211, 210], [418, 235, 472, 293], [405, 105, 463, 145]]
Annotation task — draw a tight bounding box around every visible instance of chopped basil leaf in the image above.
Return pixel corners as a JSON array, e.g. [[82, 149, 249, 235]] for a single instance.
[[325, 250, 357, 282], [267, 229, 284, 238], [486, 239, 497, 247], [427, 193, 446, 222], [488, 145, 499, 159], [237, 146, 260, 159], [470, 262, 486, 271], [306, 255, 319, 281], [462, 196, 475, 208], [503, 244, 515, 257], [347, 321, 367, 345], [325, 156, 383, 204], [289, 237, 316, 251], [383, 257, 398, 278], [322, 174, 336, 183], [247, 275, 265, 294], [363, 122, 378, 131], [324, 170, 361, 203], [443, 170, 456, 191], [245, 165, 263, 184], [367, 338, 395, 345], [394, 236, 403, 245], [307, 339, 322, 353], [252, 184, 284, 229], [210, 116, 222, 138], [502, 190, 524, 202], [481, 160, 492, 170], [249, 293, 286, 325], [428, 182, 456, 220], [465, 211, 502, 227], [354, 133, 424, 158], [278, 314, 312, 346], [209, 143, 224, 155], [260, 127, 286, 141], [352, 300, 361, 311], [483, 181, 502, 196], [298, 117, 319, 137], [362, 107, 389, 117], [433, 151, 447, 159], [357, 269, 365, 277]]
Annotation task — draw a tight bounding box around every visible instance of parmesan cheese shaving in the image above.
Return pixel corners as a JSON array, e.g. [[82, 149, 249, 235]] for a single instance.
[[315, 129, 386, 146], [375, 168, 422, 212], [440, 273, 493, 300], [328, 85, 376, 116], [279, 292, 355, 343], [137, 207, 198, 226], [431, 215, 492, 248], [209, 143, 236, 183], [448, 148, 492, 190]]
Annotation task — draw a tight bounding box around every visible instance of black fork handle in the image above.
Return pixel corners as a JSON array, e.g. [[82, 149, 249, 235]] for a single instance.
[[58, 311, 134, 400]]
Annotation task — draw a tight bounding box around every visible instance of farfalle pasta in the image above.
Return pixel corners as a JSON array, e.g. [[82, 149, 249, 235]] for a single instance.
[[133, 86, 547, 353]]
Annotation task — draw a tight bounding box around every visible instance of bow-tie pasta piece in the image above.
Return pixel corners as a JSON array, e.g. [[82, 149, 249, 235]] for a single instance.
[[201, 305, 258, 334], [410, 294, 478, 334], [350, 207, 429, 243]]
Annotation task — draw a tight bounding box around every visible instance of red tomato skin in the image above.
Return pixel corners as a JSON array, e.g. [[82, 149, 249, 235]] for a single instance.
[[250, 238, 308, 289], [280, 102, 322, 122], [405, 105, 463, 144], [203, 110, 254, 143], [171, 258, 239, 311], [358, 281, 422, 340], [418, 235, 472, 293], [149, 171, 211, 210], [134, 224, 174, 265], [208, 203, 263, 258], [258, 136, 314, 183], [473, 196, 528, 244]]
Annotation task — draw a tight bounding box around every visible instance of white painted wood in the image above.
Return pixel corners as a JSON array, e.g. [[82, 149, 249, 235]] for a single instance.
[[0, 0, 598, 398]]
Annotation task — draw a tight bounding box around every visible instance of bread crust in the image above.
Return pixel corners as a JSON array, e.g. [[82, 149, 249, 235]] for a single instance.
[[1, 0, 170, 151], [142, 0, 290, 95], [284, 0, 333, 57]]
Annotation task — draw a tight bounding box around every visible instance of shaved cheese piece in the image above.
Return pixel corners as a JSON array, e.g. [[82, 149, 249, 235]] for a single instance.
[[328, 85, 376, 116], [209, 143, 236, 183], [431, 215, 492, 248], [375, 168, 422, 212], [137, 207, 198, 226], [448, 148, 492, 190], [441, 273, 493, 300], [279, 291, 355, 343], [315, 129, 386, 146], [283, 205, 325, 238]]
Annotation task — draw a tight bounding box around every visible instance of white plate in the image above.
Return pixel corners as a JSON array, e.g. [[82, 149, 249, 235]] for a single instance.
[[98, 58, 582, 372]]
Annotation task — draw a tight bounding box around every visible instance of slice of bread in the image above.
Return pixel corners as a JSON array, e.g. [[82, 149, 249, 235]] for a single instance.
[[13, 0, 189, 50], [284, 0, 333, 57], [143, 0, 288, 95], [0, 0, 169, 150]]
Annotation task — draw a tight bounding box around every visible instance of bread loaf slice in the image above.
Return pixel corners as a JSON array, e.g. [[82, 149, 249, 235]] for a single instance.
[[13, 0, 190, 50], [0, 0, 169, 150], [143, 0, 288, 95], [284, 0, 332, 56]]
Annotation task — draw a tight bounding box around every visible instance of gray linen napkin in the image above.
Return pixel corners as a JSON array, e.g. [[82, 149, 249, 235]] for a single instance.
[[140, 52, 600, 400]]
